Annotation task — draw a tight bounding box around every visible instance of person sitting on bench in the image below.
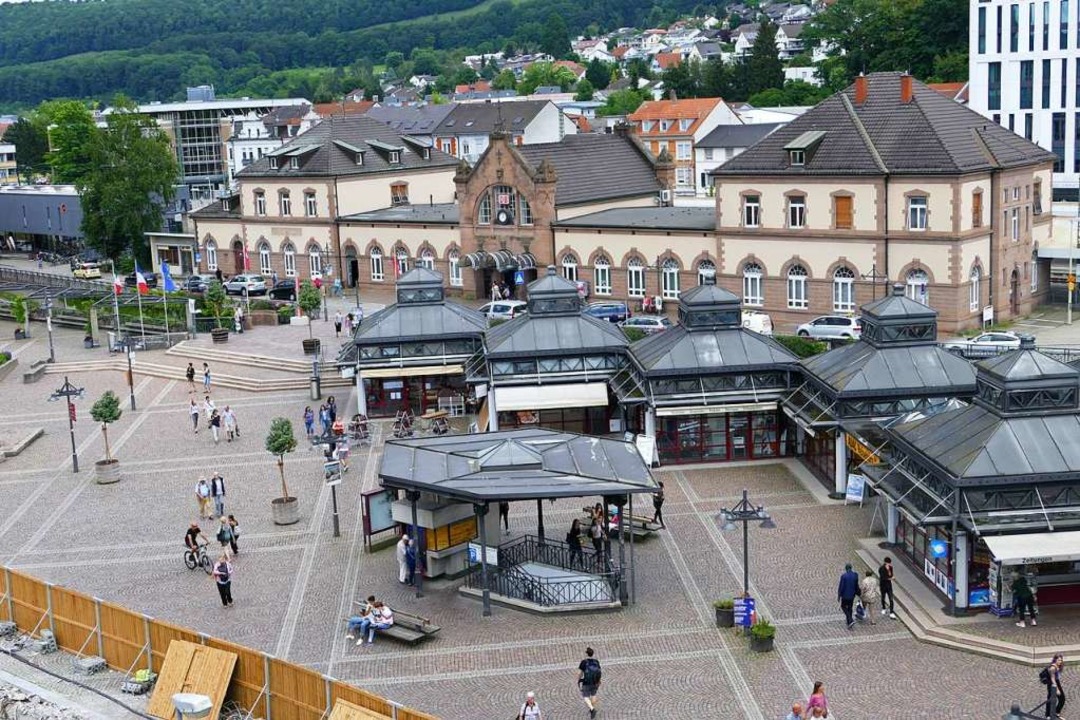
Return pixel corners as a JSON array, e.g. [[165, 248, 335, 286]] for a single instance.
[[345, 595, 377, 640], [364, 602, 394, 646]]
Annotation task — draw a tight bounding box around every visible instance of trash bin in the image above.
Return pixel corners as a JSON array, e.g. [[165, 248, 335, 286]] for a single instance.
[[310, 375, 321, 400]]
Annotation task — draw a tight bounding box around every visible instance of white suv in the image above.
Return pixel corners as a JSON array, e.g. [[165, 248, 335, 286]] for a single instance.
[[478, 300, 527, 320], [796, 316, 862, 340]]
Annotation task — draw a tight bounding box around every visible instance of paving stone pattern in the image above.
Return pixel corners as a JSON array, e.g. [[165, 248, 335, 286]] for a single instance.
[[0, 318, 1061, 719]]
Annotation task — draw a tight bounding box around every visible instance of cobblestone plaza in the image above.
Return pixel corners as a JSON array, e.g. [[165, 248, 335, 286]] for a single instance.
[[0, 318, 1060, 719]]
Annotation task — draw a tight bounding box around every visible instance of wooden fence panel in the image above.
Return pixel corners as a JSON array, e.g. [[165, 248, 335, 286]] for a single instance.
[[8, 571, 46, 634], [330, 684, 395, 718], [49, 586, 96, 656], [148, 619, 201, 675], [0, 569, 9, 624], [268, 658, 327, 720], [206, 637, 267, 718], [99, 601, 147, 673]]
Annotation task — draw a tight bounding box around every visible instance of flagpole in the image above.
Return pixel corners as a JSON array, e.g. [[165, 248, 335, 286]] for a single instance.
[[112, 285, 121, 350]]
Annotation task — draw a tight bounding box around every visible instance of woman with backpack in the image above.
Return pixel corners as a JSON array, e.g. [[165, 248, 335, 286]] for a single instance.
[[216, 517, 234, 560], [1043, 654, 1065, 719], [227, 515, 240, 556], [212, 554, 233, 607]]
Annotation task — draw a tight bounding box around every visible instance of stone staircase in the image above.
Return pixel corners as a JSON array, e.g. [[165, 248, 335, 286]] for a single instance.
[[165, 342, 339, 375]]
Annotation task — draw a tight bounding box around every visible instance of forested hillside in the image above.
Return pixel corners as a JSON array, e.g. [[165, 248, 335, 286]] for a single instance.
[[0, 0, 700, 107]]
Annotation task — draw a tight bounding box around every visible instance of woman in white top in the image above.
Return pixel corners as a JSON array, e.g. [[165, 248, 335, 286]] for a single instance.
[[518, 692, 542, 720]]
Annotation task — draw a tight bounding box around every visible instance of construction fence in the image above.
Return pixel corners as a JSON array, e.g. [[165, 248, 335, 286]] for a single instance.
[[0, 567, 436, 720]]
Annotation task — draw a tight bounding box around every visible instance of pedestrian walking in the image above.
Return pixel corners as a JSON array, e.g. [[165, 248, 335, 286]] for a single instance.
[[203, 395, 216, 423], [233, 305, 244, 334], [879, 556, 896, 618], [327, 395, 337, 424], [566, 519, 583, 568], [223, 406, 237, 442], [577, 647, 602, 718], [227, 514, 240, 555], [37, 252, 42, 269], [589, 516, 606, 569], [785, 702, 804, 720], [303, 406, 315, 438], [212, 554, 233, 607], [185, 362, 196, 392], [1014, 572, 1038, 627], [1043, 654, 1065, 719], [806, 681, 828, 718], [499, 501, 510, 535], [351, 310, 361, 332], [209, 409, 222, 444], [837, 563, 861, 630], [203, 363, 211, 392], [319, 404, 331, 436], [859, 570, 880, 625], [210, 472, 226, 518], [271, 269, 278, 287], [195, 478, 212, 519], [5, 233, 14, 252], [396, 535, 410, 584], [216, 516, 234, 560], [189, 399, 200, 434], [652, 481, 665, 527], [405, 538, 418, 586], [517, 691, 543, 720], [334, 310, 343, 337]]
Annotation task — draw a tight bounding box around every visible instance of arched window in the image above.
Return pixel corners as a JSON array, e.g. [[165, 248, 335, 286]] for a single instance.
[[906, 268, 929, 304], [661, 258, 680, 299], [561, 254, 578, 282], [419, 249, 435, 271], [370, 247, 384, 281], [697, 259, 716, 285], [205, 240, 218, 271], [832, 266, 855, 312], [308, 244, 322, 278], [742, 262, 763, 306], [258, 242, 271, 275], [448, 250, 462, 286], [969, 266, 981, 312], [283, 243, 296, 277], [593, 256, 611, 295], [627, 258, 646, 298], [477, 194, 492, 225], [787, 264, 808, 309], [395, 247, 409, 276]]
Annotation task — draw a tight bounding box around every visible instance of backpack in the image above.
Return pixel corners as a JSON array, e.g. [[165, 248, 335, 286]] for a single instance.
[[217, 526, 232, 543], [1040, 666, 1052, 685], [581, 658, 601, 686], [216, 563, 230, 582]]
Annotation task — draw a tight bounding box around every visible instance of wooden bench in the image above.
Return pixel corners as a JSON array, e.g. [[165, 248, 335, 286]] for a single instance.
[[579, 507, 661, 539], [352, 602, 440, 645]]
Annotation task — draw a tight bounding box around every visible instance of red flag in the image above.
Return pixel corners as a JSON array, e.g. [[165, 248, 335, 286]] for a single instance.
[[243, 244, 251, 271], [113, 276, 123, 295], [135, 263, 149, 295]]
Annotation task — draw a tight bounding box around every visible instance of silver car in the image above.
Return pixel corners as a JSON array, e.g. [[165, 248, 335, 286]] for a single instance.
[[223, 274, 268, 295], [796, 315, 862, 340], [478, 300, 527, 319], [619, 316, 673, 335]]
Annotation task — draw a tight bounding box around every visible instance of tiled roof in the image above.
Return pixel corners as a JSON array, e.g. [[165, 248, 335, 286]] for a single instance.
[[435, 100, 550, 136], [715, 72, 1057, 176], [698, 122, 782, 148], [612, 46, 630, 59], [553, 60, 587, 77], [237, 115, 459, 179], [629, 97, 722, 122], [555, 206, 714, 231], [311, 100, 374, 118], [339, 203, 459, 225], [515, 133, 661, 206], [655, 52, 683, 70], [364, 105, 456, 135]]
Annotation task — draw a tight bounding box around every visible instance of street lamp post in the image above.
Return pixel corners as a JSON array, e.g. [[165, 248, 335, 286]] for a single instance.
[[44, 294, 55, 363], [123, 336, 136, 411], [312, 429, 343, 538], [48, 376, 84, 473], [716, 488, 776, 598]]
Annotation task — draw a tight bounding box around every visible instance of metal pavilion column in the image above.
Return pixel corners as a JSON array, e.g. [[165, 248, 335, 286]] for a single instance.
[[834, 430, 849, 497], [475, 502, 492, 617]]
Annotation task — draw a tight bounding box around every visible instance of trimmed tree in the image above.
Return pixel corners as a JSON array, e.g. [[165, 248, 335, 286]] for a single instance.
[[203, 282, 230, 329], [90, 390, 122, 461], [265, 417, 298, 501], [297, 280, 322, 339]]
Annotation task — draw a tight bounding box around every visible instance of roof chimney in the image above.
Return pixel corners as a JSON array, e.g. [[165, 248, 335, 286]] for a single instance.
[[900, 72, 913, 104], [854, 73, 868, 106], [668, 88, 678, 101], [892, 283, 904, 296]]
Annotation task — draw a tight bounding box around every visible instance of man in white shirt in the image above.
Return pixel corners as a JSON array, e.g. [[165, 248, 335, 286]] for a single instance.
[[518, 691, 542, 720]]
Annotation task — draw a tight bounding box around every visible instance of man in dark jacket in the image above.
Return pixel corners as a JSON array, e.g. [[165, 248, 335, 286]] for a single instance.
[[879, 556, 896, 619], [838, 563, 862, 630]]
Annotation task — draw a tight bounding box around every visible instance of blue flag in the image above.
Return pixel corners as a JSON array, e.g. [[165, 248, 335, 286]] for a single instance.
[[161, 261, 177, 292]]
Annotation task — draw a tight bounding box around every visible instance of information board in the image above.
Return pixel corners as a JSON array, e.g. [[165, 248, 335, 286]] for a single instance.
[[845, 474, 866, 505], [734, 596, 756, 627], [467, 542, 498, 566], [362, 488, 397, 536]]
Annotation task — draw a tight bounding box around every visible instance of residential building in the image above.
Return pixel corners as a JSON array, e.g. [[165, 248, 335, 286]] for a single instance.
[[432, 100, 576, 165], [552, 61, 587, 80], [712, 72, 1055, 334], [695, 123, 783, 194], [311, 98, 374, 118], [226, 105, 319, 186], [629, 97, 742, 195], [688, 41, 724, 63], [733, 23, 759, 57], [968, 0, 1080, 198], [776, 24, 806, 59], [364, 104, 457, 144], [190, 115, 460, 286], [651, 52, 684, 74], [0, 142, 16, 185], [784, 66, 822, 86]]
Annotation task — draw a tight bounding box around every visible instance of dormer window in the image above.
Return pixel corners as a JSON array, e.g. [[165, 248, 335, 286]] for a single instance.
[[269, 157, 278, 169], [641, 120, 655, 132], [789, 149, 805, 166], [679, 118, 693, 131], [289, 157, 299, 169], [389, 151, 401, 164], [659, 120, 671, 131], [783, 130, 825, 168]]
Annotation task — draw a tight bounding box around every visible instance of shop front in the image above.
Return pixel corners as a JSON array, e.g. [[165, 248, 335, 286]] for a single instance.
[[654, 406, 787, 463], [492, 382, 612, 434], [148, 232, 198, 276], [361, 366, 470, 418]]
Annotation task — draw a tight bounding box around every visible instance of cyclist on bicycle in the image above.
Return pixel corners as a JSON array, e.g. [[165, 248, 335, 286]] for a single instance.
[[185, 522, 208, 553]]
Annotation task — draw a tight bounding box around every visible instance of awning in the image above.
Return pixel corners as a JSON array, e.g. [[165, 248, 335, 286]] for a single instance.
[[983, 531, 1080, 565], [517, 252, 538, 270], [359, 364, 463, 379], [495, 383, 609, 412], [656, 401, 777, 417], [463, 251, 489, 269], [491, 249, 516, 270], [461, 250, 520, 270]]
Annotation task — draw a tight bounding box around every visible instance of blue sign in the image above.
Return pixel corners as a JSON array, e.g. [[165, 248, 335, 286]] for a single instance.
[[930, 539, 948, 558], [514, 270, 524, 285], [733, 596, 756, 627]]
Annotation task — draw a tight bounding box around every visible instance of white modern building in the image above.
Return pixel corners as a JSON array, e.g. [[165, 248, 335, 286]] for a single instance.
[[969, 0, 1079, 199], [0, 143, 16, 185]]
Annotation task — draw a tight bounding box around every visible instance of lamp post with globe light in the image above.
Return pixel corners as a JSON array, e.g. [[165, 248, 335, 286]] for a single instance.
[[716, 488, 776, 598]]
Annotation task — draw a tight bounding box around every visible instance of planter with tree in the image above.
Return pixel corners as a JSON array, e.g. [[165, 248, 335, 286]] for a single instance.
[[713, 598, 735, 628], [749, 618, 775, 653], [265, 417, 300, 525], [12, 297, 29, 339], [297, 280, 322, 355], [204, 282, 231, 344], [90, 390, 123, 484]]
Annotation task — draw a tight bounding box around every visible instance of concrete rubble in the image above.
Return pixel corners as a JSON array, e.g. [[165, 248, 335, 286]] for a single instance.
[[0, 682, 89, 720]]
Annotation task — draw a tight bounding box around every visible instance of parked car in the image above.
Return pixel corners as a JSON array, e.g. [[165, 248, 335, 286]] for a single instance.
[[72, 262, 101, 279], [124, 271, 159, 289], [268, 278, 298, 301], [223, 274, 268, 295], [742, 311, 773, 336], [184, 274, 216, 293], [584, 301, 632, 323], [941, 331, 1023, 358], [796, 315, 862, 340], [619, 316, 673, 335], [478, 300, 527, 320]]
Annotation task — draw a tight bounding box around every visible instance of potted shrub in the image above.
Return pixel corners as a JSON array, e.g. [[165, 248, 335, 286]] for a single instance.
[[265, 417, 300, 525], [276, 304, 294, 325], [713, 598, 735, 628], [204, 283, 231, 343], [749, 618, 775, 653], [90, 390, 123, 484], [297, 280, 322, 355], [12, 297, 29, 339]]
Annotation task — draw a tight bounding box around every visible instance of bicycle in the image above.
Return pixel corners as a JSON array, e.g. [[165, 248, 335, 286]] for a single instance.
[[183, 542, 213, 574]]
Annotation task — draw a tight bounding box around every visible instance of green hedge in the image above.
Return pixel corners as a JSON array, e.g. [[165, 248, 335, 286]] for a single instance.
[[773, 334, 828, 358]]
